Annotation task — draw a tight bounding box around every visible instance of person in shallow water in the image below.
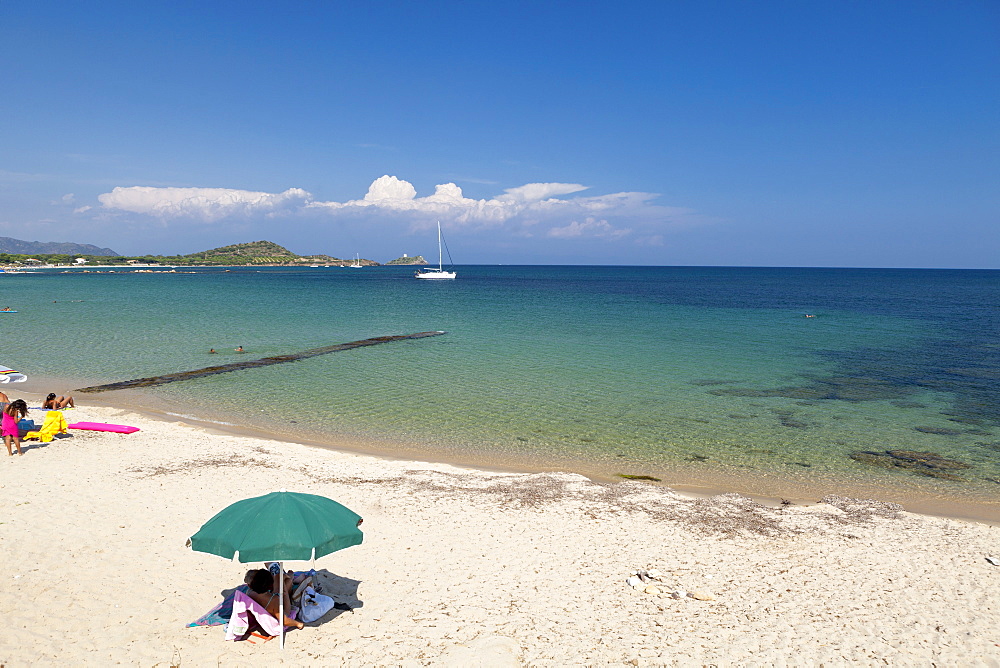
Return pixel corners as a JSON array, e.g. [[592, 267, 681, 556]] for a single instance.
[[209, 349, 217, 354], [235, 346, 245, 352]]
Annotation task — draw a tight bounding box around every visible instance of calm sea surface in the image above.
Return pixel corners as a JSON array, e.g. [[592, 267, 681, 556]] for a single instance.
[[4, 265, 999, 517]]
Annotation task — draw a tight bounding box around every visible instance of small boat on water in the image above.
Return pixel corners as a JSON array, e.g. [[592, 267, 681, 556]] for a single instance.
[[349, 253, 364, 268], [415, 222, 456, 280]]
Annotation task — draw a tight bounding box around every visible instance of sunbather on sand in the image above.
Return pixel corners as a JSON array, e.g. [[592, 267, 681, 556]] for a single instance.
[[244, 569, 304, 630], [43, 393, 75, 409]]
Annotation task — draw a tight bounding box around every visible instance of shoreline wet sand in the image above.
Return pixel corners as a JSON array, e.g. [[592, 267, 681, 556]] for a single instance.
[[1, 392, 999, 664], [19, 368, 1000, 526]]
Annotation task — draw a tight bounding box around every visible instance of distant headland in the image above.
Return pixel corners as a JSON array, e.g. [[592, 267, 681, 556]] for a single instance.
[[0, 238, 427, 267]]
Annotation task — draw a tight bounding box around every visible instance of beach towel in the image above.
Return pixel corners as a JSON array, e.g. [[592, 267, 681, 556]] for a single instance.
[[224, 590, 298, 641], [187, 585, 247, 627], [24, 411, 68, 442]]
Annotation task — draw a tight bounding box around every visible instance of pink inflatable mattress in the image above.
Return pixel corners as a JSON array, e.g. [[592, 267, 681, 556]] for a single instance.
[[68, 422, 140, 434]]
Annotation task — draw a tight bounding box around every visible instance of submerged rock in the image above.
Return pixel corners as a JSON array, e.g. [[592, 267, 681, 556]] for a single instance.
[[914, 426, 963, 435], [849, 450, 971, 481], [945, 415, 987, 426], [708, 375, 917, 403], [891, 401, 927, 409], [771, 408, 810, 429]]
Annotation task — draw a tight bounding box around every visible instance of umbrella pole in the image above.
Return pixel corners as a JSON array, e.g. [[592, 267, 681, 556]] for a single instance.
[[279, 561, 285, 650]]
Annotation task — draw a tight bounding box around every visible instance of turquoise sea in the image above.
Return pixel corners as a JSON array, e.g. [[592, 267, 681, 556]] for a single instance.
[[4, 265, 999, 519]]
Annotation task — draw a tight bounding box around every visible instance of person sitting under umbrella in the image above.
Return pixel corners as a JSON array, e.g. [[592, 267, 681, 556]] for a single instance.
[[245, 569, 304, 630]]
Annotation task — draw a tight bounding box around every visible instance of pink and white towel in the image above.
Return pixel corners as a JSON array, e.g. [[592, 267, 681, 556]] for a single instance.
[[224, 590, 297, 641]]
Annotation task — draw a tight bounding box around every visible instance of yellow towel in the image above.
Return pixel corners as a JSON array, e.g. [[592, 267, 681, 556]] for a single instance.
[[24, 410, 69, 442]]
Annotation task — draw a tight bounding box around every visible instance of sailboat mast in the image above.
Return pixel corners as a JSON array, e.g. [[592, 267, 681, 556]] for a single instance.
[[437, 221, 443, 271]]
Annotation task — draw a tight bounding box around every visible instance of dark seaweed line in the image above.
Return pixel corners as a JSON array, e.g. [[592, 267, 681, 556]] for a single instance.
[[76, 331, 446, 393]]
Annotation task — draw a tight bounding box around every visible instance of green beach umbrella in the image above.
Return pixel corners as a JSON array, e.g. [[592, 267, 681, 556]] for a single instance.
[[189, 490, 364, 562], [188, 490, 363, 648]]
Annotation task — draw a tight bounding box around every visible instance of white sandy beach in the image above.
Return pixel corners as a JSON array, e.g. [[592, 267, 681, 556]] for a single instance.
[[1, 396, 999, 666]]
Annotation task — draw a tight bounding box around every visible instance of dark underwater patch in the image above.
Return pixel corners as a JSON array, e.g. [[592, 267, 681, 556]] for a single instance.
[[849, 450, 971, 481], [709, 375, 918, 403], [914, 426, 963, 436]]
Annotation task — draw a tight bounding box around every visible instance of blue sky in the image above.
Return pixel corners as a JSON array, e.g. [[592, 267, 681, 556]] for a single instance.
[[2, 1, 997, 267]]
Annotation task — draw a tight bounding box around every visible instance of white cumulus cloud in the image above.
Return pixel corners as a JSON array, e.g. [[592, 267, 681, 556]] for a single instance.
[[307, 175, 589, 226], [497, 182, 589, 204], [95, 175, 700, 241], [98, 186, 311, 222], [548, 217, 631, 240], [307, 176, 626, 233]]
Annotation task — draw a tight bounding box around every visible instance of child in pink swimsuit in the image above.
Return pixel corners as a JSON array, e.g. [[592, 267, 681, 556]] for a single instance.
[[2, 399, 27, 456]]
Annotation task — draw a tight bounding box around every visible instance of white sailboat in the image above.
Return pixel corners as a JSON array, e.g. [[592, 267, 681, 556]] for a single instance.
[[349, 253, 363, 268], [415, 221, 456, 279]]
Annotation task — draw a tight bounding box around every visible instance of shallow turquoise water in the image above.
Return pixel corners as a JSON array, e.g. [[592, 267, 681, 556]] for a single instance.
[[4, 265, 999, 514]]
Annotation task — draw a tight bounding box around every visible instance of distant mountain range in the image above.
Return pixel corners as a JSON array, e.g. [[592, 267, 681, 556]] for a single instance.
[[0, 236, 118, 256]]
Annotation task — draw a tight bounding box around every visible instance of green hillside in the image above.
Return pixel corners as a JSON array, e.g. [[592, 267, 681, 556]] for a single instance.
[[385, 255, 428, 265], [181, 240, 300, 265], [0, 240, 381, 267]]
